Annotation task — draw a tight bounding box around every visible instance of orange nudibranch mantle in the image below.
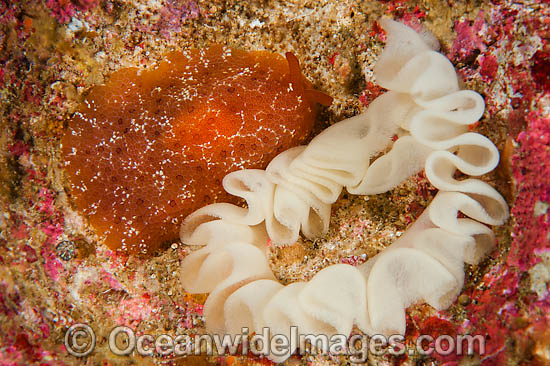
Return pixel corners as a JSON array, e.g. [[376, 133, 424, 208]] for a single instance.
[[61, 45, 332, 254]]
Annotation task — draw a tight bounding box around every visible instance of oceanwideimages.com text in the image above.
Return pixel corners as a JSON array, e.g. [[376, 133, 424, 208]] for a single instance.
[[65, 323, 486, 362]]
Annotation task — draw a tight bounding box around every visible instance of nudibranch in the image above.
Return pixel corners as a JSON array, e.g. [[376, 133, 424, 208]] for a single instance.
[[61, 45, 332, 254]]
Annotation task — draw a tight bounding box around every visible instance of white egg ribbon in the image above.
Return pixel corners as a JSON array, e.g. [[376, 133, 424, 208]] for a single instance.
[[178, 18, 508, 362]]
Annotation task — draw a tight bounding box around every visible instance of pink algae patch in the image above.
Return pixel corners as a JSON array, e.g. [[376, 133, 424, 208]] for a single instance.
[[12, 224, 28, 240], [109, 296, 159, 327], [449, 12, 488, 61], [479, 53, 499, 82], [40, 246, 64, 282], [509, 111, 550, 270]]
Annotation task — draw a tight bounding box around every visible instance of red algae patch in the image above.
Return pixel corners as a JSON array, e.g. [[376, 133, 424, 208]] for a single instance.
[[61, 45, 332, 254]]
